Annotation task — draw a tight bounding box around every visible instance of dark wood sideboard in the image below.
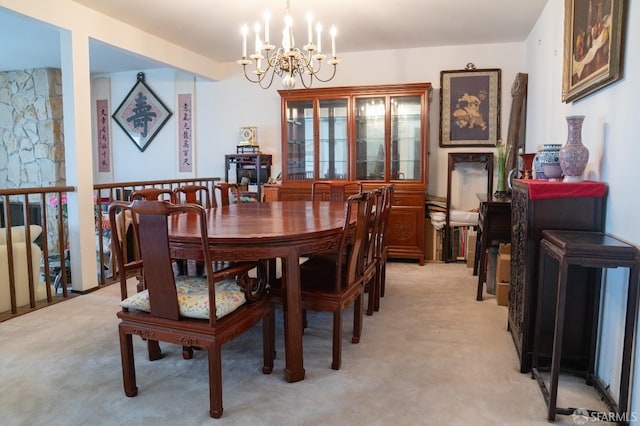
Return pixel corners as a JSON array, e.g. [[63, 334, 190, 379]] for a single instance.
[[475, 194, 511, 300], [509, 179, 607, 373]]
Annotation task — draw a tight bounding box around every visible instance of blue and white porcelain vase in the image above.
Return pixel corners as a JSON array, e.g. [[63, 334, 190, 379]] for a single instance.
[[559, 115, 589, 182], [533, 144, 562, 179]]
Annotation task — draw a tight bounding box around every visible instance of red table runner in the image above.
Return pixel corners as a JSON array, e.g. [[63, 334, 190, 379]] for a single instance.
[[516, 179, 607, 200]]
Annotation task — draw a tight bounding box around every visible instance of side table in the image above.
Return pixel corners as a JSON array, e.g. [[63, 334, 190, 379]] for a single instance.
[[531, 230, 640, 423], [474, 193, 511, 300]]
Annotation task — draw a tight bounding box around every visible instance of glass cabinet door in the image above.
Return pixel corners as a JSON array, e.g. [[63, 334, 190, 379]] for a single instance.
[[318, 99, 348, 179], [390, 95, 422, 181], [285, 100, 314, 180], [355, 97, 386, 180]]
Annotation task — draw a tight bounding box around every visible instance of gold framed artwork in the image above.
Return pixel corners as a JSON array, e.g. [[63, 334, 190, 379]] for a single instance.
[[440, 65, 501, 147], [562, 0, 626, 103]]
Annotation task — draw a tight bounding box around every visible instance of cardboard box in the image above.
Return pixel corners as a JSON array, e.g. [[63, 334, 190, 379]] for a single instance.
[[497, 253, 511, 283], [425, 218, 444, 262], [425, 218, 434, 261], [499, 243, 511, 255], [466, 230, 477, 268], [496, 282, 509, 306]]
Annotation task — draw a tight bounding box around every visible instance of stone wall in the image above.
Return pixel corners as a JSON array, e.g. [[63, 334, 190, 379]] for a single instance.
[[0, 68, 65, 189]]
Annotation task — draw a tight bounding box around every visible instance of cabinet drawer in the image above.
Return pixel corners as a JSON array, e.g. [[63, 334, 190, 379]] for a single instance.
[[391, 192, 425, 206]]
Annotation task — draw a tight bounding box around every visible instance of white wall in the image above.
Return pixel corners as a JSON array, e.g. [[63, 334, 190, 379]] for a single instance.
[[103, 42, 525, 199], [526, 1, 640, 419], [195, 43, 525, 198]]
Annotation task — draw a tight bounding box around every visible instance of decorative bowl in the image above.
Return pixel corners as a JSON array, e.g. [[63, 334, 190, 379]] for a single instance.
[[541, 162, 563, 181]]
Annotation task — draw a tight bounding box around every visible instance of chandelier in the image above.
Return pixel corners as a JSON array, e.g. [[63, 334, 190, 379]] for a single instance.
[[237, 0, 340, 90]]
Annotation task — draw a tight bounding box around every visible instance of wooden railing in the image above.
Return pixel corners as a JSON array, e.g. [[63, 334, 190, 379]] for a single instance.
[[93, 177, 221, 286], [0, 185, 75, 321], [1, 177, 220, 321]]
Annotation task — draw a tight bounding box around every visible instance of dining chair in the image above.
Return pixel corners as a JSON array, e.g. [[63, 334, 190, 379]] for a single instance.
[[311, 181, 363, 201], [174, 184, 266, 318], [126, 188, 175, 287], [214, 182, 260, 205], [109, 199, 275, 419], [363, 188, 384, 316], [172, 185, 212, 208], [269, 191, 373, 370], [132, 185, 258, 357], [365, 184, 395, 315], [172, 185, 212, 276], [375, 184, 395, 303], [129, 187, 173, 202]]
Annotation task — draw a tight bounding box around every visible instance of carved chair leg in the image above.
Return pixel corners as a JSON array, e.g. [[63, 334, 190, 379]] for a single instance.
[[374, 266, 382, 311], [182, 346, 194, 360], [147, 339, 162, 361], [332, 309, 343, 370], [366, 278, 375, 316], [208, 343, 223, 418], [352, 293, 363, 344], [119, 329, 138, 397], [175, 259, 187, 276]]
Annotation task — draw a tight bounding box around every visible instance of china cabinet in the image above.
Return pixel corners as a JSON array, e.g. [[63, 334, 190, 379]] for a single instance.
[[264, 83, 430, 264]]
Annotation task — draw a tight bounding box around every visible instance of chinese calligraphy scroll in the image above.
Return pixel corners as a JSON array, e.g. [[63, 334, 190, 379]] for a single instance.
[[96, 99, 110, 172], [178, 93, 193, 173]]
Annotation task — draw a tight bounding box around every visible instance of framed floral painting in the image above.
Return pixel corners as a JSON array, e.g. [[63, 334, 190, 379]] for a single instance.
[[112, 72, 172, 152], [440, 65, 501, 147], [562, 0, 626, 103]]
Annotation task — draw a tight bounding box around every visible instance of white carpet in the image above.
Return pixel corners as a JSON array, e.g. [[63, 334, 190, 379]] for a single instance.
[[0, 262, 608, 425]]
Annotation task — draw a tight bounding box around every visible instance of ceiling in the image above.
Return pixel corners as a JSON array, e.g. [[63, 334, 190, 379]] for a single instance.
[[0, 0, 549, 74]]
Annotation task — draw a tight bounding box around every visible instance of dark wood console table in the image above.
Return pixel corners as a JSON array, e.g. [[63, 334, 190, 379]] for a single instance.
[[532, 230, 640, 423], [475, 194, 511, 300], [509, 180, 607, 373]]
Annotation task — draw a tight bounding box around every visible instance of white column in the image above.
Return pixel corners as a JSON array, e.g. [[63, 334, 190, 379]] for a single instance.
[[59, 28, 99, 292]]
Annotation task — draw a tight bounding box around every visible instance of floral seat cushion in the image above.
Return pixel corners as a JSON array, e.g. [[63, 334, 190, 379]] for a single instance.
[[120, 276, 246, 319]]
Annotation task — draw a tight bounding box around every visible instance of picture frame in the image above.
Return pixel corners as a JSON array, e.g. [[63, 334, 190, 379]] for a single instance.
[[562, 0, 626, 103], [112, 72, 172, 152], [440, 66, 501, 147]]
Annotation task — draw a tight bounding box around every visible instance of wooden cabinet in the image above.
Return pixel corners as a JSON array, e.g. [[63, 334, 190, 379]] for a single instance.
[[224, 153, 272, 200], [268, 83, 431, 264], [509, 180, 607, 373]]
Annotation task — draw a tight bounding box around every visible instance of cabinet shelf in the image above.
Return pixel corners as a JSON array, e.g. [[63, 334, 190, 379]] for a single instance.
[[272, 83, 431, 264]]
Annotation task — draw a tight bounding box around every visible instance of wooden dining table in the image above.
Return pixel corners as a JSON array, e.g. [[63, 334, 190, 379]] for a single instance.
[[167, 200, 349, 383]]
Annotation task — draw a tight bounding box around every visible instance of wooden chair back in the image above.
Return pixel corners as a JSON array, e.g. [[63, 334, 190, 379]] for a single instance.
[[311, 181, 363, 202], [366, 184, 395, 314], [129, 187, 173, 201], [363, 188, 383, 280], [110, 200, 217, 322], [335, 191, 373, 293], [376, 184, 395, 261], [214, 183, 239, 206], [173, 185, 212, 208]]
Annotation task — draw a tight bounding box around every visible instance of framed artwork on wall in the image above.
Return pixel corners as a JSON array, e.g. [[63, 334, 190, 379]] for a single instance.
[[112, 72, 173, 152], [562, 0, 626, 103], [440, 65, 501, 147]]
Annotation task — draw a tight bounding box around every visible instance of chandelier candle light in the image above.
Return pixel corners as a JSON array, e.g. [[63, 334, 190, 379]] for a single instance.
[[238, 0, 340, 90]]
